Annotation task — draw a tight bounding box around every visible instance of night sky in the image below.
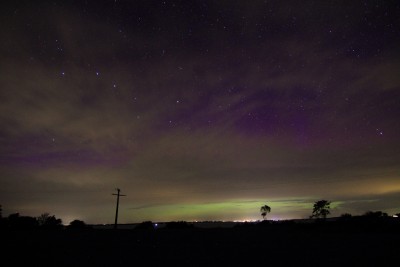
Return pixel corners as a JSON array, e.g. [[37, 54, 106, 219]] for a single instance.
[[1, 0, 400, 224]]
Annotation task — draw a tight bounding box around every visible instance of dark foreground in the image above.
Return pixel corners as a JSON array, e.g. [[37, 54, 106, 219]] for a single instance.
[[3, 221, 400, 266]]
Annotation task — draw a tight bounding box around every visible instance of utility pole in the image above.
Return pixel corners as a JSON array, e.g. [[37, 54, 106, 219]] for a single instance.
[[112, 188, 126, 229]]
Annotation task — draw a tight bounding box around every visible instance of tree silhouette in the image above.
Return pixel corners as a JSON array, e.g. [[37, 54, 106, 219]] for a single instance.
[[37, 213, 63, 229], [311, 200, 331, 219], [260, 204, 271, 220], [363, 211, 388, 218], [67, 219, 88, 230], [7, 213, 38, 229], [339, 213, 352, 221], [0, 205, 3, 228], [37, 213, 51, 226]]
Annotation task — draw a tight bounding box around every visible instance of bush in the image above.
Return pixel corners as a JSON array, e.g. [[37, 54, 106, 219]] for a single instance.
[[135, 221, 155, 230], [67, 219, 91, 230], [339, 213, 352, 221], [165, 221, 194, 229], [363, 211, 388, 218]]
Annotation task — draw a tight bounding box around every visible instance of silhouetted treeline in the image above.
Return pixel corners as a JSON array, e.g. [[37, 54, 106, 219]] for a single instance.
[[1, 213, 39, 229], [165, 221, 194, 229], [234, 211, 400, 233], [134, 221, 155, 230], [0, 212, 91, 230], [0, 213, 62, 230], [1, 210, 399, 232]]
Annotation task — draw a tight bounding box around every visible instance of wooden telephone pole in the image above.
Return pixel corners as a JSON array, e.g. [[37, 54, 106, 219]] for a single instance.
[[112, 188, 126, 229]]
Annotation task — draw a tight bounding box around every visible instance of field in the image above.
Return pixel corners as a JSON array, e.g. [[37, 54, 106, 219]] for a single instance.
[[3, 221, 400, 266]]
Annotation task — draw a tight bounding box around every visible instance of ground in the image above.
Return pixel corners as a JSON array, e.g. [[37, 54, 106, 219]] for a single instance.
[[2, 222, 399, 266]]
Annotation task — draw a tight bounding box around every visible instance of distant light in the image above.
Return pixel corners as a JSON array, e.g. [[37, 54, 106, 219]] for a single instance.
[[233, 219, 258, 223], [154, 223, 158, 227], [393, 215, 398, 218]]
